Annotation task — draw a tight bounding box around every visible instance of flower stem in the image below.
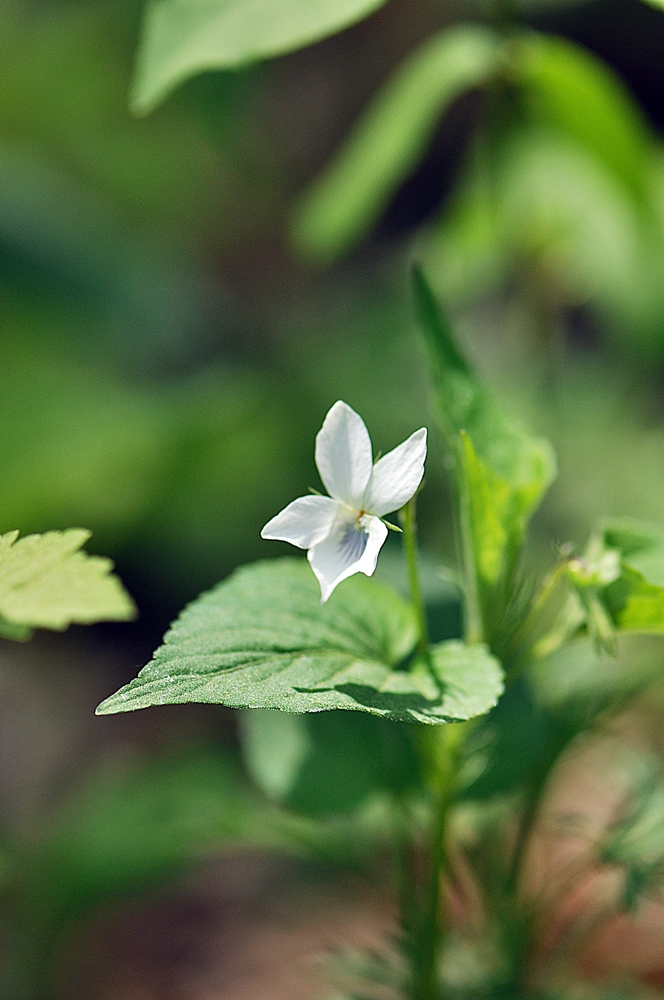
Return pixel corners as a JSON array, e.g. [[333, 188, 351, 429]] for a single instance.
[[401, 496, 430, 662], [456, 436, 483, 646]]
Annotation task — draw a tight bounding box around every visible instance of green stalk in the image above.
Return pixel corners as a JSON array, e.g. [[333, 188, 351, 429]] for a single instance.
[[400, 496, 430, 662], [456, 436, 483, 646], [399, 497, 468, 1000], [409, 724, 466, 1000]]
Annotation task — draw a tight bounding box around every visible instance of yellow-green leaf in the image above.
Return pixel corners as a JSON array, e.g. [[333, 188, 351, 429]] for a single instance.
[[460, 432, 550, 590], [0, 529, 135, 631]]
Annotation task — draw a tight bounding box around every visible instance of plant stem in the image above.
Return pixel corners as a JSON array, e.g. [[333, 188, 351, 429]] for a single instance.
[[401, 496, 430, 662], [408, 724, 466, 1000], [456, 437, 483, 645]]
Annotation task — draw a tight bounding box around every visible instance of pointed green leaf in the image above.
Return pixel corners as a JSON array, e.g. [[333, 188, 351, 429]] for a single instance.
[[291, 26, 504, 261], [97, 559, 503, 724], [131, 0, 391, 115], [413, 269, 555, 640], [460, 432, 550, 590], [414, 268, 556, 486], [0, 530, 135, 632]]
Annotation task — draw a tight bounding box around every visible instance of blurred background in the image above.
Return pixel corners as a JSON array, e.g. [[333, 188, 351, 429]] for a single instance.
[[3, 0, 664, 995]]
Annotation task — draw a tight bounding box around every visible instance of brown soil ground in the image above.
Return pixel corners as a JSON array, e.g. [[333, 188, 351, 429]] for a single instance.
[[60, 855, 395, 1000]]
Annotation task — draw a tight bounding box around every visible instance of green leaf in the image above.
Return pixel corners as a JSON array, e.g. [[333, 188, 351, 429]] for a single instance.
[[567, 520, 664, 637], [286, 711, 422, 815], [0, 617, 33, 642], [413, 269, 555, 641], [240, 709, 311, 800], [602, 518, 664, 588], [460, 432, 550, 590], [97, 558, 503, 724], [532, 523, 664, 656], [515, 32, 656, 209], [605, 566, 664, 634], [131, 0, 391, 115], [241, 709, 423, 814], [424, 123, 664, 349], [0, 529, 135, 632], [427, 638, 504, 721], [458, 678, 557, 800], [291, 25, 504, 261], [413, 268, 556, 488]]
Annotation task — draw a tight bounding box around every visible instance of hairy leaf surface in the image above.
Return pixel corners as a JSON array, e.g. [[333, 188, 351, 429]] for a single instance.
[[97, 559, 503, 724]]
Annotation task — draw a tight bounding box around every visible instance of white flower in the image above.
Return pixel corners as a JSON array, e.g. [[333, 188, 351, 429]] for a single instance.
[[261, 401, 427, 602]]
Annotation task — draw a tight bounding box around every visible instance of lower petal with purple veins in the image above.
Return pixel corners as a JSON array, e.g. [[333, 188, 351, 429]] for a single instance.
[[308, 513, 388, 603]]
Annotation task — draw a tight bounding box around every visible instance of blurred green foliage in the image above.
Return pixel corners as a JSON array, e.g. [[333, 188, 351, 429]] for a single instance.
[[131, 0, 390, 113], [4, 0, 664, 996]]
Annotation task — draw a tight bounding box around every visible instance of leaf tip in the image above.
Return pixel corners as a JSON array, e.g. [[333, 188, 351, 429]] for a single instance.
[[95, 689, 129, 715]]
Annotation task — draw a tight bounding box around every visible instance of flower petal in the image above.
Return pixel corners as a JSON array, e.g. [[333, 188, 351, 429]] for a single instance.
[[308, 513, 388, 603], [261, 495, 339, 548], [315, 401, 373, 508], [363, 428, 427, 517]]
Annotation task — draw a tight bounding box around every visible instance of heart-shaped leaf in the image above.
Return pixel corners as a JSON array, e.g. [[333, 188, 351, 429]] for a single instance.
[[97, 559, 503, 724]]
